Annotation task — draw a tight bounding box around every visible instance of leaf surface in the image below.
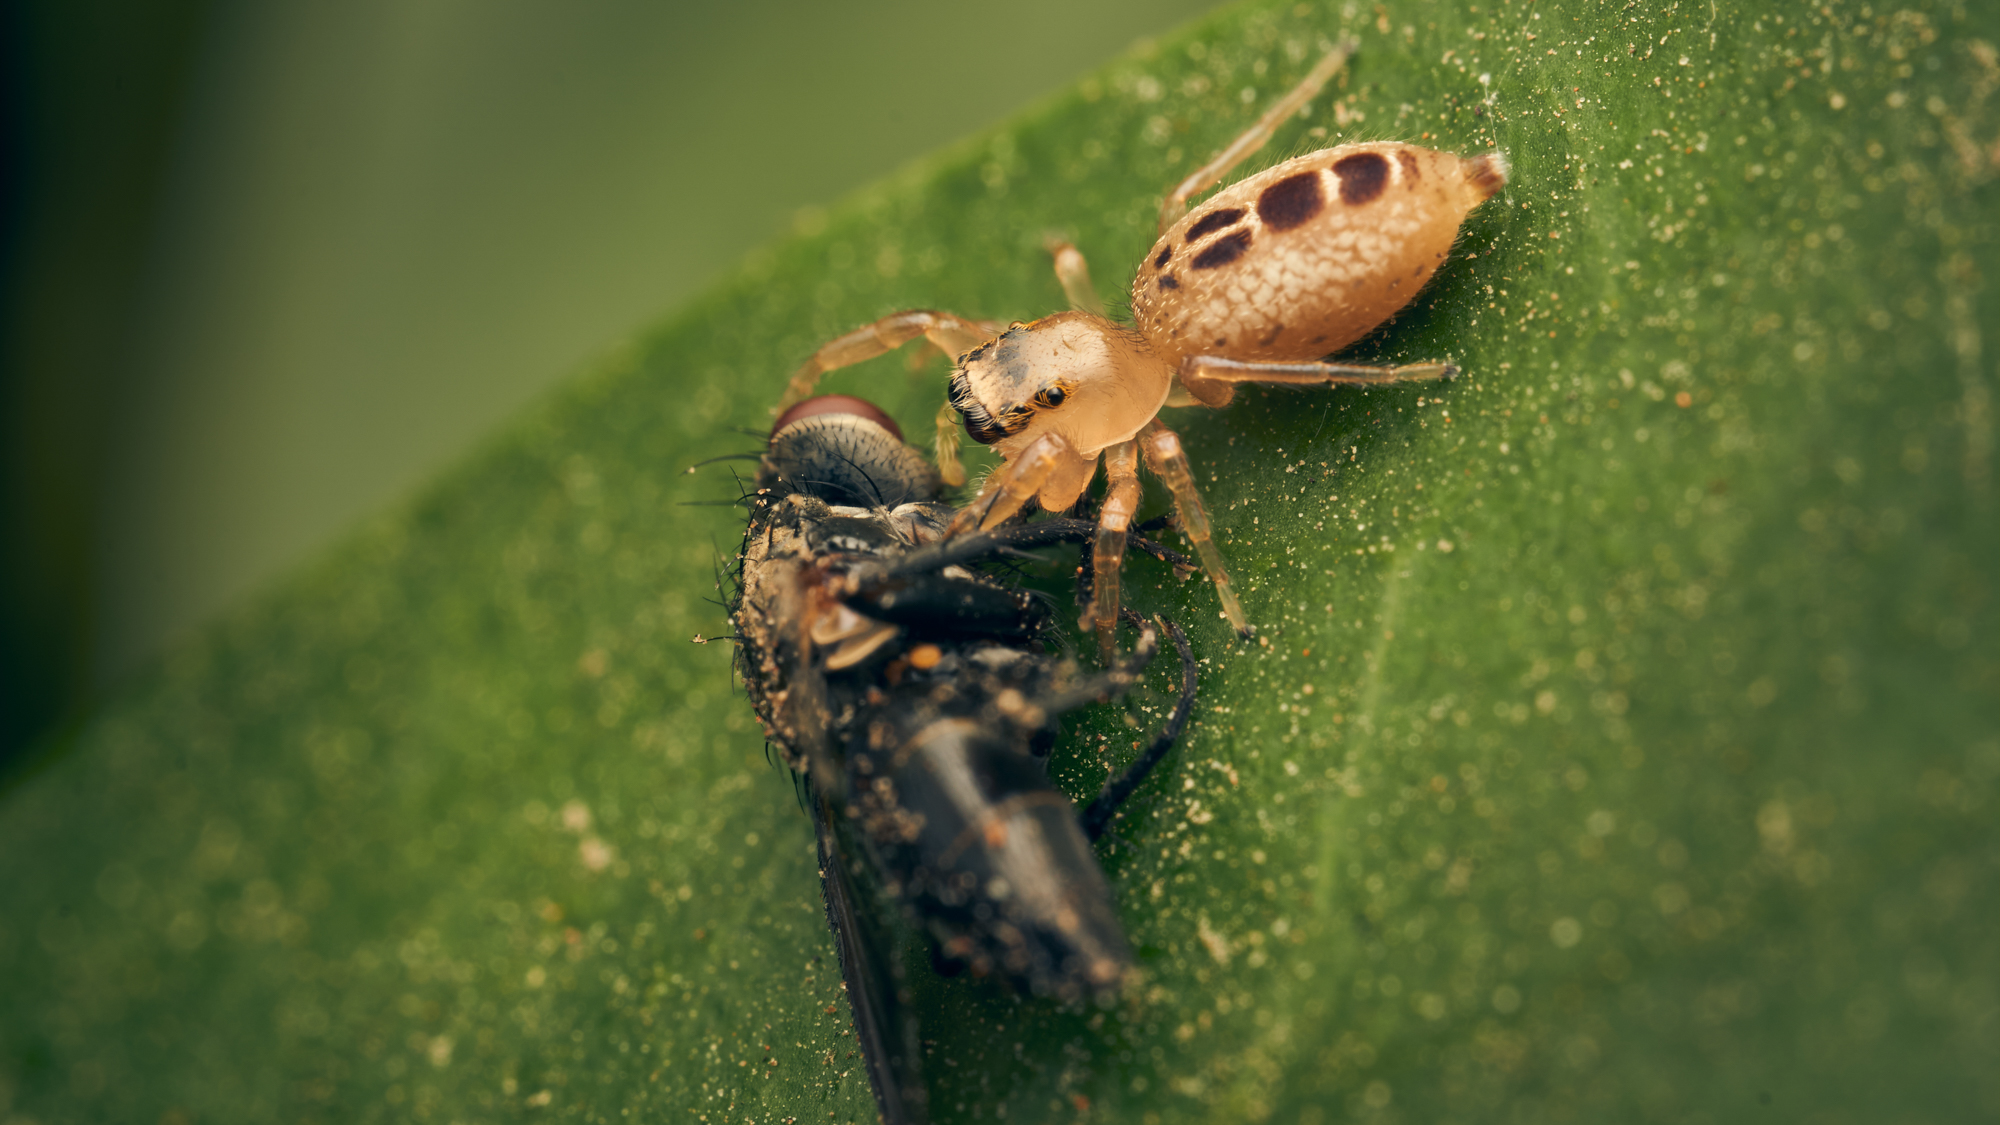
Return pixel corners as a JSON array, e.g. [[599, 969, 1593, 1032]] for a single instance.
[[3, 2, 1996, 1122]]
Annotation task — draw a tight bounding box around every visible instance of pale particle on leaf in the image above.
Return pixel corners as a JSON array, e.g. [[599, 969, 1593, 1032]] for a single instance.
[[1196, 916, 1232, 965]]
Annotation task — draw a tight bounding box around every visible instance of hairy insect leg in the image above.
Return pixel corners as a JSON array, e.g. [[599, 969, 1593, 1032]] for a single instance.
[[856, 517, 1192, 588], [1081, 614, 1198, 841], [1140, 419, 1250, 637], [775, 310, 994, 416], [1044, 237, 1106, 316], [942, 431, 1077, 537], [1156, 39, 1357, 233], [1032, 612, 1161, 719], [1178, 353, 1457, 408], [1085, 440, 1142, 662]]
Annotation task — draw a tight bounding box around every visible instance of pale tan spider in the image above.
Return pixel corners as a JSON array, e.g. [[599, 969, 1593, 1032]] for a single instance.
[[775, 43, 1507, 657]]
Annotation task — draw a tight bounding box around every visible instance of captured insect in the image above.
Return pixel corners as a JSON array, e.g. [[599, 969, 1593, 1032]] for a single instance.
[[773, 42, 1509, 657], [725, 393, 1199, 1124]]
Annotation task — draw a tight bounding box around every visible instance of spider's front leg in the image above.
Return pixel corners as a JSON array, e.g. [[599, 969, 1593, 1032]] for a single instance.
[[775, 309, 997, 486], [1140, 419, 1251, 638], [942, 432, 1092, 538], [1084, 440, 1141, 662]]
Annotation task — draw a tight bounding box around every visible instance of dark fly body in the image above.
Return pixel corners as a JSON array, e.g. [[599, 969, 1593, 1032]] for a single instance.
[[724, 393, 1196, 1125]]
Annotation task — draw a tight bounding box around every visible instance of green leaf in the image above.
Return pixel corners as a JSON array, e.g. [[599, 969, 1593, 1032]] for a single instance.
[[4, 2, 1996, 1122]]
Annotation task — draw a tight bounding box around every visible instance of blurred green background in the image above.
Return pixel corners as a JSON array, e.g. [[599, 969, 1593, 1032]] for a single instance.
[[0, 0, 1217, 765]]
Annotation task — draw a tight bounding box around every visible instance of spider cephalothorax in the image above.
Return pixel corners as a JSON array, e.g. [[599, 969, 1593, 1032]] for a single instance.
[[944, 312, 1167, 511]]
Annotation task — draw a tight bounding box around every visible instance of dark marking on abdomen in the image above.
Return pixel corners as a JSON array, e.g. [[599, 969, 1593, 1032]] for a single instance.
[[1154, 246, 1173, 269], [1184, 207, 1247, 243], [1158, 274, 1180, 290], [1333, 152, 1390, 205], [1190, 230, 1252, 270], [1395, 148, 1421, 183], [1256, 171, 1325, 231]]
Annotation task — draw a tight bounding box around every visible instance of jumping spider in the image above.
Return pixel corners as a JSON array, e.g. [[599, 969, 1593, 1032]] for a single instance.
[[775, 42, 1508, 657]]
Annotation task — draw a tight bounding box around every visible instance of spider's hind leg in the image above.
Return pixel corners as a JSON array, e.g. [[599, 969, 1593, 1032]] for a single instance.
[[1178, 353, 1456, 408]]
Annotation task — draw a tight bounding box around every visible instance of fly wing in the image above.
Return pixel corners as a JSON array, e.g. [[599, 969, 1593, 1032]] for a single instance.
[[814, 795, 928, 1125]]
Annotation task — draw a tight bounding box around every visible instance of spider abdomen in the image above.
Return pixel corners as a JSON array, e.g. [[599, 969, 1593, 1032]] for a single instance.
[[1132, 142, 1507, 367]]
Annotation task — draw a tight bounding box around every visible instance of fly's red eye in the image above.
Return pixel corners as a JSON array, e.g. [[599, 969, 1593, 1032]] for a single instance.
[[771, 394, 903, 441]]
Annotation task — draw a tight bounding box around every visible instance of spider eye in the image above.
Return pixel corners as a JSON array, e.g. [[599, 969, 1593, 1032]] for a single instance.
[[1038, 385, 1067, 408]]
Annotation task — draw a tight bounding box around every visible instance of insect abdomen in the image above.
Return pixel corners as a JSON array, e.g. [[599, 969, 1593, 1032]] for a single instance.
[[1132, 142, 1507, 368], [855, 713, 1130, 996]]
